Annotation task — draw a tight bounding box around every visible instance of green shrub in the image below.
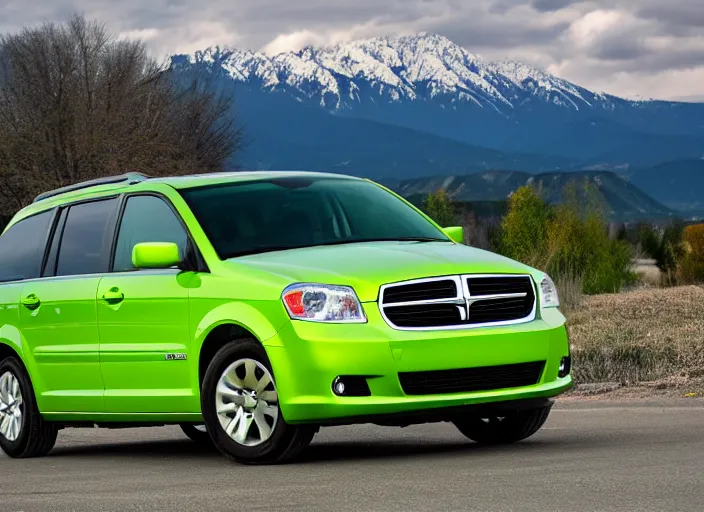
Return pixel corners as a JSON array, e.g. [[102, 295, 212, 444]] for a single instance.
[[637, 221, 684, 285], [497, 185, 634, 295], [495, 186, 550, 268], [678, 223, 704, 284], [420, 189, 457, 227]]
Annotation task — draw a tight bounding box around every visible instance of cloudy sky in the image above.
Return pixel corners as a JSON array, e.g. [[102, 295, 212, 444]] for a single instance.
[[1, 0, 703, 101]]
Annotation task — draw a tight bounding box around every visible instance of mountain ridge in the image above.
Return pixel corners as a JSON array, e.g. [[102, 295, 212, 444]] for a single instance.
[[385, 170, 677, 222], [190, 32, 619, 113], [178, 32, 704, 168], [624, 159, 704, 218], [170, 31, 704, 209]]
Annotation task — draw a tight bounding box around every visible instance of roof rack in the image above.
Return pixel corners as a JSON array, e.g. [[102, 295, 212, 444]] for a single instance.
[[33, 172, 151, 203]]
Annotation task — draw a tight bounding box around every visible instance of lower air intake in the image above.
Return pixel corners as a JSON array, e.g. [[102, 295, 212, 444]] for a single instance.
[[398, 361, 546, 395]]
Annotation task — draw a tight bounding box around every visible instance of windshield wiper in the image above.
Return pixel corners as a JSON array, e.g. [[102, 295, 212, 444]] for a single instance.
[[348, 237, 450, 243], [390, 237, 450, 242], [226, 237, 451, 258], [224, 246, 308, 258], [313, 237, 450, 245]]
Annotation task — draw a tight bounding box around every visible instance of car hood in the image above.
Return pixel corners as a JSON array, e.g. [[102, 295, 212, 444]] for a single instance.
[[228, 241, 540, 302]]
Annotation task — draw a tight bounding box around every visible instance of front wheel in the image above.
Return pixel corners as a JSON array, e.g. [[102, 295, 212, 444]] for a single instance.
[[453, 405, 552, 445], [201, 339, 317, 464]]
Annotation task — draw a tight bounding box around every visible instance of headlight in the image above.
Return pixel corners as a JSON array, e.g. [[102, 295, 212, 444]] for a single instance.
[[282, 284, 366, 323], [539, 274, 560, 309]]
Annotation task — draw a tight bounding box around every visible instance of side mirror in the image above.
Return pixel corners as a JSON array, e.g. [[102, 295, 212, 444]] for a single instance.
[[442, 226, 464, 244], [132, 242, 182, 269]]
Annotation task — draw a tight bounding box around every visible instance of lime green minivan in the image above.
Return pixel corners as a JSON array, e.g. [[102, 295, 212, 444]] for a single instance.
[[0, 171, 571, 464]]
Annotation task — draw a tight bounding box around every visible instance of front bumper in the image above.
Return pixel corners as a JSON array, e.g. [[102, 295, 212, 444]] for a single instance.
[[264, 306, 572, 424]]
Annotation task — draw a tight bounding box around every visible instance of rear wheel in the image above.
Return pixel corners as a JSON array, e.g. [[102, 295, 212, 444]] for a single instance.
[[201, 339, 317, 464], [453, 405, 552, 445], [0, 357, 58, 458], [179, 423, 212, 445]]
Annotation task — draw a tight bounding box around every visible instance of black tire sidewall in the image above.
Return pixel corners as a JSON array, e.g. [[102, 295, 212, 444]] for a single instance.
[[201, 339, 293, 463], [454, 405, 552, 444], [179, 423, 213, 444], [0, 358, 34, 456]]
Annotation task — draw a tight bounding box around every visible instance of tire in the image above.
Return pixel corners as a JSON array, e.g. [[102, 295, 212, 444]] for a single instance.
[[179, 423, 213, 445], [453, 405, 552, 445], [0, 357, 58, 458], [201, 338, 317, 464]]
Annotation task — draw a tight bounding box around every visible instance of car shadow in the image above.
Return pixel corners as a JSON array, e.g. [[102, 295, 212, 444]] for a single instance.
[[300, 438, 552, 464], [49, 439, 221, 459], [46, 435, 557, 464]]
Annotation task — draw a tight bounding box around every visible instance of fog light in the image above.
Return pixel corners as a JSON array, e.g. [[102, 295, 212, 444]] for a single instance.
[[333, 378, 346, 396], [558, 356, 571, 378], [332, 376, 372, 397]]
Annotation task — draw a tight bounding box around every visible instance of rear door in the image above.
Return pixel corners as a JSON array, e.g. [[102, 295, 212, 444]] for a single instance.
[[0, 210, 56, 401], [19, 198, 119, 413], [97, 194, 195, 414]]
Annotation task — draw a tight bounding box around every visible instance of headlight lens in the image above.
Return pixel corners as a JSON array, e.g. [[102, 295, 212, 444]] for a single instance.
[[282, 284, 366, 323], [539, 274, 560, 308]]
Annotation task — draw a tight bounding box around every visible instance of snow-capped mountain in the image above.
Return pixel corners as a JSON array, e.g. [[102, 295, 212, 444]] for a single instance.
[[172, 32, 704, 178], [191, 32, 612, 114]]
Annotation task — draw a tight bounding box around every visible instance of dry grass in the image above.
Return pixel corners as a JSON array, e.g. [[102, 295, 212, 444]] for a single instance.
[[554, 273, 584, 315], [632, 259, 663, 288], [567, 286, 704, 386]]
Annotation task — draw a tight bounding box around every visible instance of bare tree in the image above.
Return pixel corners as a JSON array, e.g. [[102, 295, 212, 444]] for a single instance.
[[0, 14, 242, 214]]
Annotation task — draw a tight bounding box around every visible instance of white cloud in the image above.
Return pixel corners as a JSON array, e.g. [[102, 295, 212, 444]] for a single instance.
[[260, 30, 327, 55], [0, 0, 702, 100], [567, 10, 628, 47], [118, 28, 160, 42]]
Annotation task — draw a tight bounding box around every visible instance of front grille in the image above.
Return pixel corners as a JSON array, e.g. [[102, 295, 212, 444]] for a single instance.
[[384, 303, 463, 328], [468, 297, 532, 324], [379, 274, 536, 330], [382, 279, 457, 304], [466, 276, 534, 296], [398, 361, 546, 395]]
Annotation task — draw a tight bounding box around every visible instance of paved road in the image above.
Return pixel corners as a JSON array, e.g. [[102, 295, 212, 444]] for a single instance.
[[1, 400, 703, 512]]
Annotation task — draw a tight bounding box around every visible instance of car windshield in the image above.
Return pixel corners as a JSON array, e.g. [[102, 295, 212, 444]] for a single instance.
[[179, 176, 450, 259]]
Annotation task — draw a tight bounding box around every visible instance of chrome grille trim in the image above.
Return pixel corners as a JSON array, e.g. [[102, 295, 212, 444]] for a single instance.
[[379, 274, 537, 331]]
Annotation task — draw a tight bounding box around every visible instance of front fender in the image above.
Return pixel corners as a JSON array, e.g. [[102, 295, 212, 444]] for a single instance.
[[192, 300, 290, 349]]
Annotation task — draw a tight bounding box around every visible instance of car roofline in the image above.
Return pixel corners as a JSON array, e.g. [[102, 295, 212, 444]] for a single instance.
[[33, 170, 363, 203], [148, 170, 364, 189], [33, 172, 151, 203], [4, 170, 368, 232]]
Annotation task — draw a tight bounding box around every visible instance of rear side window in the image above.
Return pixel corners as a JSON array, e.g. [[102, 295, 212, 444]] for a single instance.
[[55, 198, 118, 277], [113, 195, 188, 272], [0, 210, 54, 282]]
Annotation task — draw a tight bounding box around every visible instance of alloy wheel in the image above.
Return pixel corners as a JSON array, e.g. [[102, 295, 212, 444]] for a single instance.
[[215, 359, 279, 447], [0, 371, 23, 442]]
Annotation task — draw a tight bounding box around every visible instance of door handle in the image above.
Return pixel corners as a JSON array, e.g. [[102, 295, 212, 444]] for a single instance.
[[101, 287, 124, 304], [21, 294, 41, 310]]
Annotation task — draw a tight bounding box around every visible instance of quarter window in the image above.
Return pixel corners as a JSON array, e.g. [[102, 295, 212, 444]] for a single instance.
[[113, 195, 188, 272], [55, 198, 118, 277], [0, 210, 54, 282], [43, 208, 67, 277]]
